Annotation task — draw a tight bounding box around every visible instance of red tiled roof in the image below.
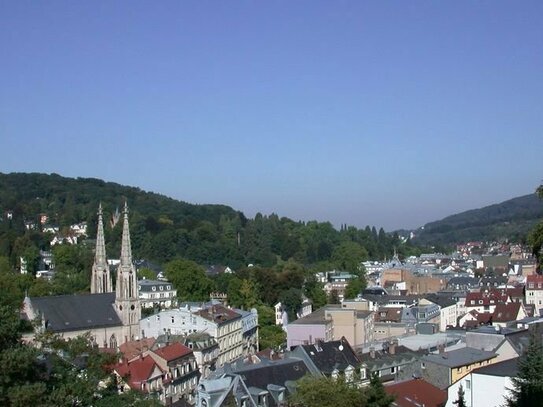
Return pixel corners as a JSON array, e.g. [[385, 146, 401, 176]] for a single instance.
[[492, 302, 521, 322], [375, 307, 403, 323], [526, 274, 543, 289], [465, 291, 508, 307], [152, 342, 193, 362], [385, 378, 447, 407], [119, 337, 156, 361], [115, 355, 162, 391]]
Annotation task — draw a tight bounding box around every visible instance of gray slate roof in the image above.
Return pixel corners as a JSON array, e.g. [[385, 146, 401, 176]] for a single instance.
[[473, 357, 519, 377], [422, 347, 496, 368], [30, 292, 121, 332], [138, 279, 173, 292]]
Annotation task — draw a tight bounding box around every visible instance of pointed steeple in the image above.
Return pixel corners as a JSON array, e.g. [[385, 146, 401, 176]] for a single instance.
[[120, 200, 132, 267], [91, 203, 112, 293], [115, 200, 140, 340], [95, 203, 107, 265]]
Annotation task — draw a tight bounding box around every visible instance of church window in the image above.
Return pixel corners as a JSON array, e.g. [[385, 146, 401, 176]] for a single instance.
[[171, 316, 175, 324]]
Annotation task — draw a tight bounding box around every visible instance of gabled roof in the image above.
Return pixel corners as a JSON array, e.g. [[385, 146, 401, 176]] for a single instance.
[[298, 338, 360, 374], [385, 378, 447, 407], [493, 302, 522, 323], [115, 355, 163, 390], [152, 342, 193, 362], [423, 293, 457, 308], [28, 293, 121, 332]]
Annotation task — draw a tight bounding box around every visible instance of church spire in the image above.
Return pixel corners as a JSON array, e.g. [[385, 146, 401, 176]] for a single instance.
[[120, 200, 132, 267], [91, 202, 112, 293], [115, 200, 141, 341]]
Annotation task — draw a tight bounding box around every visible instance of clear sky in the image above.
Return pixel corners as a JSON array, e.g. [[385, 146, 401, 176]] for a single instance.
[[1, 1, 542, 231]]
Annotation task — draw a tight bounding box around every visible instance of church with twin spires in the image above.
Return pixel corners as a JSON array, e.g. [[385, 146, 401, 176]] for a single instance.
[[24, 202, 141, 348]]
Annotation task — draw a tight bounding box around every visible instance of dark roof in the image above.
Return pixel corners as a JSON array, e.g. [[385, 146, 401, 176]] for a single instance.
[[493, 303, 522, 322], [472, 357, 519, 377], [234, 357, 310, 402], [385, 378, 447, 407], [361, 345, 423, 371], [300, 338, 360, 374], [422, 347, 496, 368], [29, 293, 121, 332], [138, 279, 173, 292], [423, 293, 457, 308]]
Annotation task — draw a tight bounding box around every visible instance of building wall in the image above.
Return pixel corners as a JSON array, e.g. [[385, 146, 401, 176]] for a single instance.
[[440, 304, 458, 331], [373, 322, 411, 341], [286, 323, 330, 349], [421, 360, 451, 390], [445, 373, 513, 407], [450, 357, 496, 384]]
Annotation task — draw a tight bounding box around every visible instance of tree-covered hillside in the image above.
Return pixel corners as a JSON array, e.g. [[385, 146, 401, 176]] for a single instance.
[[0, 172, 420, 271], [412, 193, 543, 246]]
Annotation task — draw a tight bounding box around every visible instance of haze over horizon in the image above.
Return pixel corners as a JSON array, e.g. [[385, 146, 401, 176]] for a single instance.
[[2, 2, 542, 231]]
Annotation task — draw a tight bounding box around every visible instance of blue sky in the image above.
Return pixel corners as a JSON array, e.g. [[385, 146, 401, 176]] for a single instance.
[[1, 1, 542, 230]]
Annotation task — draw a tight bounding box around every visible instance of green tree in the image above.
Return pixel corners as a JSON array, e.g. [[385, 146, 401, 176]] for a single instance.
[[138, 267, 156, 280], [331, 241, 368, 272], [365, 372, 395, 407], [453, 384, 466, 407], [505, 327, 543, 406], [165, 258, 214, 301], [304, 275, 327, 310], [289, 375, 365, 407], [344, 278, 366, 300], [279, 288, 303, 322]]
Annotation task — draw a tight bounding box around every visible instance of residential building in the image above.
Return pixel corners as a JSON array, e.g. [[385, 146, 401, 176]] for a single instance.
[[286, 307, 333, 349], [114, 355, 165, 400], [422, 294, 458, 331], [444, 358, 518, 407], [148, 342, 199, 405], [289, 337, 363, 382], [359, 340, 423, 383], [421, 347, 498, 389], [141, 303, 245, 367], [525, 274, 543, 312], [237, 308, 259, 356], [138, 279, 177, 309], [196, 357, 310, 407], [286, 305, 374, 349]]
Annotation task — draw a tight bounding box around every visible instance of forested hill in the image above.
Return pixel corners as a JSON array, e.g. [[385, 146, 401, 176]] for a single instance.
[[0, 172, 420, 270], [412, 193, 543, 246]]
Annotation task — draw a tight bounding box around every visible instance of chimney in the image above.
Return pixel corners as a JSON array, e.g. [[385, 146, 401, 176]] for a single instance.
[[370, 347, 375, 359], [389, 339, 398, 355]]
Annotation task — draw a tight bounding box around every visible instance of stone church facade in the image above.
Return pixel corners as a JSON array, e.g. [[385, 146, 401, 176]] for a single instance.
[[24, 202, 141, 348]]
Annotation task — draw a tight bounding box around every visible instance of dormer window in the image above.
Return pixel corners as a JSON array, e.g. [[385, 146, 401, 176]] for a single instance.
[[152, 286, 156, 291], [160, 285, 164, 291]]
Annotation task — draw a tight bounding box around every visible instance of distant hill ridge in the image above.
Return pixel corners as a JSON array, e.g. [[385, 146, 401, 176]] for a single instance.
[[412, 193, 543, 245], [0, 172, 410, 267]]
